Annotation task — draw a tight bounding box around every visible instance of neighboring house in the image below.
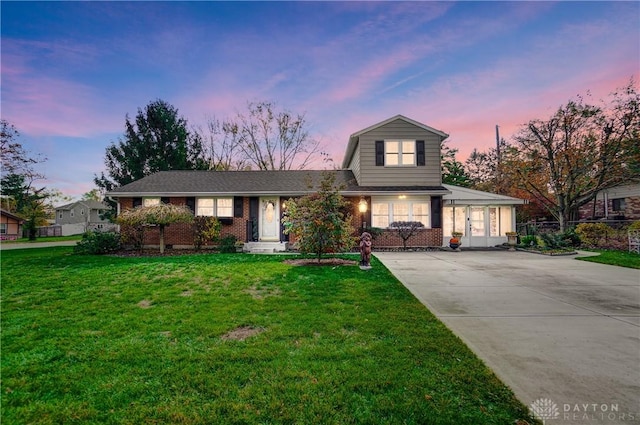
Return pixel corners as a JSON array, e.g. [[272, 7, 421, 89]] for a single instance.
[[107, 115, 524, 251], [0, 209, 24, 240], [578, 183, 640, 221], [55, 200, 116, 236]]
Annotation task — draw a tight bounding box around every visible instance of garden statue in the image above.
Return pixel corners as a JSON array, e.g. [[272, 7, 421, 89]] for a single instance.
[[359, 231, 372, 269]]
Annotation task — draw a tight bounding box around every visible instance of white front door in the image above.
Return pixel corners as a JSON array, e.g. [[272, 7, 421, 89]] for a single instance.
[[468, 207, 487, 247], [259, 197, 280, 241]]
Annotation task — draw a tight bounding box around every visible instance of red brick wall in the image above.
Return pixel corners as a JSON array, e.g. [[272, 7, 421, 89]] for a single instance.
[[116, 195, 444, 249], [579, 196, 640, 220], [117, 197, 251, 247]]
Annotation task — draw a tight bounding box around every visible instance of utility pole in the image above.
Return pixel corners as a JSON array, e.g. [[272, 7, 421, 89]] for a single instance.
[[495, 125, 501, 166]]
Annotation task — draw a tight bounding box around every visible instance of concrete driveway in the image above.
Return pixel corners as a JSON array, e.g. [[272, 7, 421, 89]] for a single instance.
[[375, 250, 640, 424]]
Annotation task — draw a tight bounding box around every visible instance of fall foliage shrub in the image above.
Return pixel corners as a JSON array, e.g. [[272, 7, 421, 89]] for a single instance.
[[192, 216, 221, 250], [575, 223, 611, 246]]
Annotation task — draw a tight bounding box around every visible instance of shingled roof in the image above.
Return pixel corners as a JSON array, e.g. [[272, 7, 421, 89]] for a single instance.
[[107, 170, 448, 197]]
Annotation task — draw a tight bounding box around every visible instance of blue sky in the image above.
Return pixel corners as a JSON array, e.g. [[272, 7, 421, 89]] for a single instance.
[[2, 1, 638, 200]]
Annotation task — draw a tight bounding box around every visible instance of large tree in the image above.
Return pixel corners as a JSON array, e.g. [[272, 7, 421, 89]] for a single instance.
[[441, 141, 472, 187], [510, 81, 640, 230], [95, 99, 208, 193], [233, 101, 323, 170], [0, 120, 52, 239]]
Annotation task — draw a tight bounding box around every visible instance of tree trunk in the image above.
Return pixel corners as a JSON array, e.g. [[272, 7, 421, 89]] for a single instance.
[[159, 224, 165, 254]]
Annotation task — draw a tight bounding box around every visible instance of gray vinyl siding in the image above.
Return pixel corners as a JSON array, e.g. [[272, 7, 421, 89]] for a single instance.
[[348, 144, 361, 183], [357, 119, 442, 186]]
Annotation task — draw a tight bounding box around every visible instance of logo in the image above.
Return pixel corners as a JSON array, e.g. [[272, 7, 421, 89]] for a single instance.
[[530, 398, 560, 424]]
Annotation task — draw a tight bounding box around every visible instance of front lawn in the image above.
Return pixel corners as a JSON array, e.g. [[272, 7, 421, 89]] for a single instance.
[[2, 234, 83, 244], [577, 249, 640, 269], [1, 248, 535, 424]]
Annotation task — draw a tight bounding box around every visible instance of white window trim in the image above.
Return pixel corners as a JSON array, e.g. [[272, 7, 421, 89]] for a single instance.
[[385, 140, 416, 167], [371, 196, 430, 228], [196, 197, 233, 217], [143, 197, 161, 207]]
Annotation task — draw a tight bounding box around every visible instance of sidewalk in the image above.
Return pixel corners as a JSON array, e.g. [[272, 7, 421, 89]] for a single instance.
[[0, 240, 78, 250], [375, 250, 640, 424]]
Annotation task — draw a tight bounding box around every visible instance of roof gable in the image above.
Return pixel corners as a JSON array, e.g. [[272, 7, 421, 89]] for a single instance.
[[443, 184, 526, 205], [342, 115, 449, 168]]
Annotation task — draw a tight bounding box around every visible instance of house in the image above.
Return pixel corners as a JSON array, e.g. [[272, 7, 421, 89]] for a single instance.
[[107, 115, 524, 250], [578, 183, 640, 221], [0, 209, 24, 240], [55, 200, 116, 236]]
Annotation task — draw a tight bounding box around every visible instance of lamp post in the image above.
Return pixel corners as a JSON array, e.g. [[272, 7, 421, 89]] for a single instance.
[[359, 197, 368, 232]]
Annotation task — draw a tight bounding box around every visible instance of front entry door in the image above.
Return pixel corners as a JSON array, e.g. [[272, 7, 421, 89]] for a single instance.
[[260, 197, 280, 241], [468, 207, 487, 247]]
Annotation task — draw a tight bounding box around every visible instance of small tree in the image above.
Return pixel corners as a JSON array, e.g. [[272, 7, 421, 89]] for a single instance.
[[389, 221, 425, 250], [117, 204, 194, 253], [284, 172, 355, 263]]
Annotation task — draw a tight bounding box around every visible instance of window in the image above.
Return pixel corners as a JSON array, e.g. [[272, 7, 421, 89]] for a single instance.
[[385, 140, 415, 166], [70, 210, 74, 218], [196, 198, 233, 217], [443, 206, 466, 236], [612, 198, 626, 212], [0, 223, 6, 234], [216, 198, 233, 217], [80, 209, 84, 215], [372, 199, 429, 228], [58, 211, 63, 219], [489, 207, 513, 236], [143, 197, 160, 207]]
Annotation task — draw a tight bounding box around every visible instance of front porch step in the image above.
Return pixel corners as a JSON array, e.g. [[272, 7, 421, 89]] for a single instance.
[[244, 241, 289, 253]]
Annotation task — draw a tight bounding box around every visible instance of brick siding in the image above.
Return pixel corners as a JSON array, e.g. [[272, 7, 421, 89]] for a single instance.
[[579, 196, 640, 220], [117, 196, 444, 249]]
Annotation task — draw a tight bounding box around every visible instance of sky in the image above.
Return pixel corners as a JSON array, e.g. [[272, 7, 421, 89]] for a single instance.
[[1, 1, 638, 201]]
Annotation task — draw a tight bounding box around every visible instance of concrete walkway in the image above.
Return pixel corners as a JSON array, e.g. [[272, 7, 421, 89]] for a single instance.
[[375, 250, 640, 424], [0, 240, 78, 250]]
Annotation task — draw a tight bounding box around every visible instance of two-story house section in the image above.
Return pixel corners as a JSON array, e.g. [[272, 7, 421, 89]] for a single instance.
[[107, 115, 524, 251]]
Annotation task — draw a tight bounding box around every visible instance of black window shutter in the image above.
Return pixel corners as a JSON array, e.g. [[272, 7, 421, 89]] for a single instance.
[[133, 197, 142, 208], [234, 197, 244, 218], [375, 141, 384, 166], [186, 197, 196, 214], [416, 140, 425, 166], [161, 197, 170, 204], [431, 196, 442, 228]]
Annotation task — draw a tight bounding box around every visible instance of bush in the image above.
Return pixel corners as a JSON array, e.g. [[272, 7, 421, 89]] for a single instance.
[[576, 223, 611, 246], [120, 224, 145, 251], [219, 234, 238, 253], [520, 234, 538, 247], [193, 216, 221, 250], [74, 231, 121, 255]]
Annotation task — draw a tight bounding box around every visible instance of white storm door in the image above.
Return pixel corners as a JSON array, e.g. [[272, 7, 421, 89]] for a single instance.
[[469, 207, 487, 247], [260, 197, 280, 241]]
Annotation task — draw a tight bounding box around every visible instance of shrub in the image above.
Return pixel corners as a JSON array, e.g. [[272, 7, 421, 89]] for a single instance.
[[576, 223, 611, 246], [520, 234, 538, 247], [628, 221, 640, 231], [539, 232, 568, 249], [193, 216, 221, 250], [74, 231, 121, 255], [389, 221, 425, 250], [120, 224, 145, 252], [219, 234, 238, 253]]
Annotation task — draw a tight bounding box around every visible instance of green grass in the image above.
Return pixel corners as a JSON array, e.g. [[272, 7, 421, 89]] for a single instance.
[[577, 249, 640, 269], [2, 234, 83, 244], [1, 248, 536, 424]]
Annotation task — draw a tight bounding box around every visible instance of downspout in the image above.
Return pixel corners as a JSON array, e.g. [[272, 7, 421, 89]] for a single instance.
[[603, 191, 609, 219]]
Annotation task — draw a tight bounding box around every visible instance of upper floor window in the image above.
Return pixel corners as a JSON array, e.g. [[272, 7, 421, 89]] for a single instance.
[[196, 198, 233, 217], [70, 210, 74, 218], [385, 140, 415, 166], [376, 140, 425, 166], [58, 211, 63, 219]]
